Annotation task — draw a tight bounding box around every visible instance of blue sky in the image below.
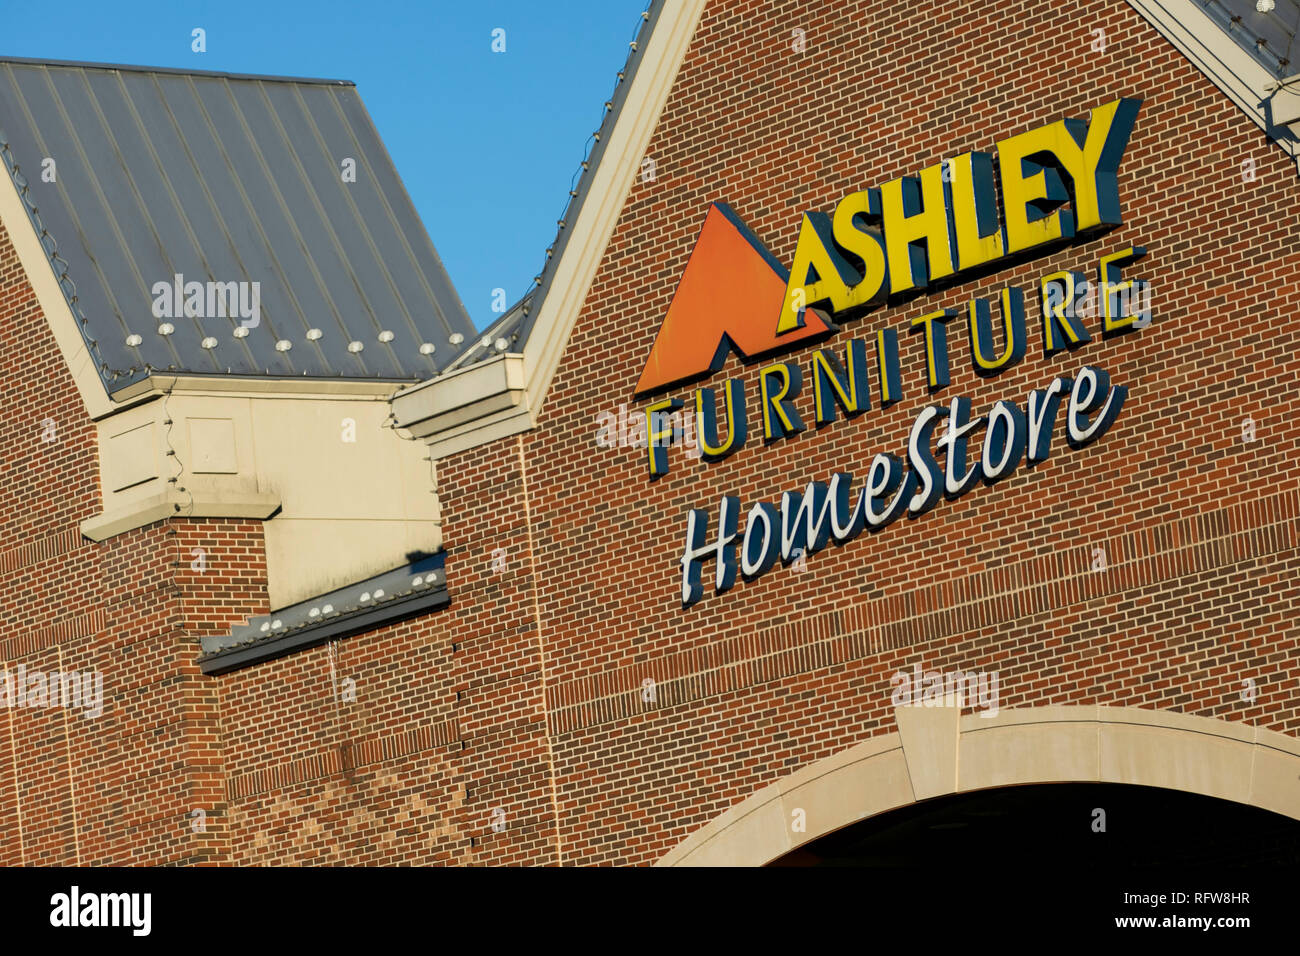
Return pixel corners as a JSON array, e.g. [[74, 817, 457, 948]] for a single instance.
[[8, 0, 649, 329]]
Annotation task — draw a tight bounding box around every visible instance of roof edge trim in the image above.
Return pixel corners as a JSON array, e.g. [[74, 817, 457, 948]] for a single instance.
[[199, 588, 449, 674], [80, 487, 282, 542], [109, 373, 415, 406], [0, 55, 354, 86]]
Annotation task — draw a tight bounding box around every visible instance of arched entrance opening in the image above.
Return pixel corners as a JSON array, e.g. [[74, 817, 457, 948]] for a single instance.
[[658, 706, 1300, 867], [769, 782, 1300, 866]]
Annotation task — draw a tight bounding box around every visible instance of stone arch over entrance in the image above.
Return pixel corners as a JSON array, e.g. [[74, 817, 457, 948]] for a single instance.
[[656, 705, 1300, 867]]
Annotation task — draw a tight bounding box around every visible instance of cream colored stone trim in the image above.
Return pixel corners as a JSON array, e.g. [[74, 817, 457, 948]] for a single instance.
[[115, 374, 407, 402], [389, 0, 709, 459], [82, 388, 442, 609], [417, 406, 534, 461], [895, 696, 960, 800], [80, 488, 281, 541], [658, 706, 1300, 866], [391, 353, 527, 442]]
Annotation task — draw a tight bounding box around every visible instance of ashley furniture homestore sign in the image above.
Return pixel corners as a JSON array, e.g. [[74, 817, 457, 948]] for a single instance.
[[633, 98, 1153, 607]]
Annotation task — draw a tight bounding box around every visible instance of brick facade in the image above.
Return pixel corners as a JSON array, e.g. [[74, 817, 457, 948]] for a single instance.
[[2, 0, 1298, 865]]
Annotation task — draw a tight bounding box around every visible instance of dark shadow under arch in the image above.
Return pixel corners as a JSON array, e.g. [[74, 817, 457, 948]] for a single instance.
[[769, 783, 1300, 867]]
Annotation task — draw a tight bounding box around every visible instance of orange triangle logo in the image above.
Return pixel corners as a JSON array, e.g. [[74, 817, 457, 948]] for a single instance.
[[634, 203, 834, 396]]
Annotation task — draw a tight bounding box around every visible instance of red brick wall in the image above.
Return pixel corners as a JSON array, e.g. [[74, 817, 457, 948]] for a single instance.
[[0, 219, 272, 864], [213, 435, 553, 865], [500, 0, 1300, 864], [4, 0, 1299, 866]]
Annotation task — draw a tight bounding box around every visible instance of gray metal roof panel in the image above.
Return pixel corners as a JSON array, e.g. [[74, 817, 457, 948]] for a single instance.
[[0, 58, 477, 390], [1204, 0, 1298, 78], [0, 55, 354, 86]]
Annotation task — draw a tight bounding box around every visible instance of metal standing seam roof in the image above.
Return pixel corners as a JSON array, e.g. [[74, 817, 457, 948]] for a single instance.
[[0, 56, 480, 392], [1204, 0, 1299, 78]]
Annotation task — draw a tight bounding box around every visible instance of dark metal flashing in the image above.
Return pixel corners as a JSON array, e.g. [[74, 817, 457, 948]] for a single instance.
[[199, 552, 448, 675], [199, 588, 448, 675]]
